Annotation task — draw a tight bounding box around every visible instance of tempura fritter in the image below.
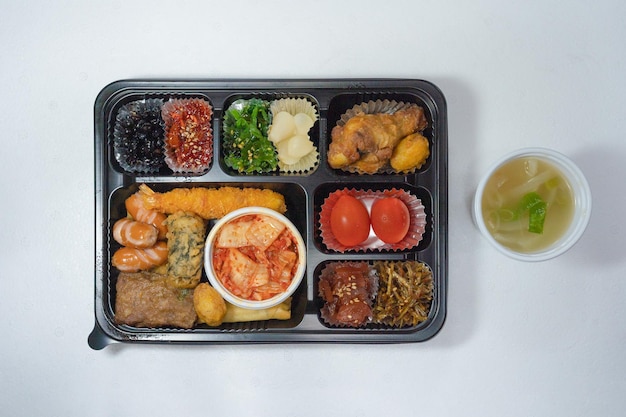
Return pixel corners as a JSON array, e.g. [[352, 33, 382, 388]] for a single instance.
[[164, 211, 206, 289]]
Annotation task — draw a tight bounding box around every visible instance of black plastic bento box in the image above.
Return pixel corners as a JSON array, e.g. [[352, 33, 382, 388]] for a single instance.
[[90, 79, 448, 349]]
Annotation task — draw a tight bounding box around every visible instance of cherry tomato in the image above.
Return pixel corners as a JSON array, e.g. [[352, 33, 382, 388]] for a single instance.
[[330, 195, 370, 246], [370, 197, 410, 244]]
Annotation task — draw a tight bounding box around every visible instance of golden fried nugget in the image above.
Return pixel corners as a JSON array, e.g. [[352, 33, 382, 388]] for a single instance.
[[193, 283, 227, 326]]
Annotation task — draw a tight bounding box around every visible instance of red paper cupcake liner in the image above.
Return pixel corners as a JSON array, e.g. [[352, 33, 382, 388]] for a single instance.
[[319, 187, 426, 253]]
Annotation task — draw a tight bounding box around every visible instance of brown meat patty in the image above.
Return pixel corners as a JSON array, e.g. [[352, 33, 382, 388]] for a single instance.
[[114, 271, 197, 328]]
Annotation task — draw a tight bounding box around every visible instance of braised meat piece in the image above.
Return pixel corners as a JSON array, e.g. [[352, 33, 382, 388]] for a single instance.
[[319, 262, 376, 327]]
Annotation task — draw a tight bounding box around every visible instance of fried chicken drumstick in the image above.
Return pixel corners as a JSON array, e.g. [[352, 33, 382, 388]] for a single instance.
[[328, 106, 428, 173]]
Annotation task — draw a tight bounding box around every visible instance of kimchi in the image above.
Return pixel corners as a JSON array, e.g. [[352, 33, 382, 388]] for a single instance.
[[212, 214, 300, 301]]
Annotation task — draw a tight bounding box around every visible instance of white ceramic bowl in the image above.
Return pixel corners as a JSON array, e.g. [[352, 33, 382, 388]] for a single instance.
[[204, 206, 306, 309], [472, 147, 592, 262]]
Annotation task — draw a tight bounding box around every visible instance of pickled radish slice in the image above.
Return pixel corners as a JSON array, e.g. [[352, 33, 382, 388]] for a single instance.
[[276, 140, 301, 165], [268, 108, 316, 167], [287, 134, 314, 158], [268, 111, 296, 144], [294, 113, 315, 135]]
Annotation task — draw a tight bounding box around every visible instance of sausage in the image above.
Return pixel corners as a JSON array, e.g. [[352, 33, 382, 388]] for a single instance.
[[112, 218, 158, 248], [111, 242, 168, 272], [125, 192, 168, 240]]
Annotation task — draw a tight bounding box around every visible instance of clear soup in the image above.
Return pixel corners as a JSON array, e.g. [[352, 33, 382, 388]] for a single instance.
[[481, 156, 574, 253]]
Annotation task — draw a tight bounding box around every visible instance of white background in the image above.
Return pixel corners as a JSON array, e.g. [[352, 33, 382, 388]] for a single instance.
[[1, 1, 625, 416]]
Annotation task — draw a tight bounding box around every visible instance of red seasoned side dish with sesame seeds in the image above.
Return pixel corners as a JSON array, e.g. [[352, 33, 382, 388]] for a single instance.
[[162, 98, 213, 173], [318, 262, 377, 327]]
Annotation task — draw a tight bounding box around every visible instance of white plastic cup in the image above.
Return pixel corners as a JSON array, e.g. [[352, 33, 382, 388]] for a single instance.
[[473, 147, 592, 261]]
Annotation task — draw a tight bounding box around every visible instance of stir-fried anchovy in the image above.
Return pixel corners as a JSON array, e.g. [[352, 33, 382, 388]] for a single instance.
[[372, 261, 433, 327]]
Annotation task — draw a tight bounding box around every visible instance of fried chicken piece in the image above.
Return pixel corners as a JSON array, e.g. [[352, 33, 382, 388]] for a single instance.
[[114, 271, 197, 329], [138, 184, 287, 219], [328, 106, 428, 173]]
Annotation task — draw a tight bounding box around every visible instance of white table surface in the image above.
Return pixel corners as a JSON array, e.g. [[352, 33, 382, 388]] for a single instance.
[[2, 1, 625, 416]]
